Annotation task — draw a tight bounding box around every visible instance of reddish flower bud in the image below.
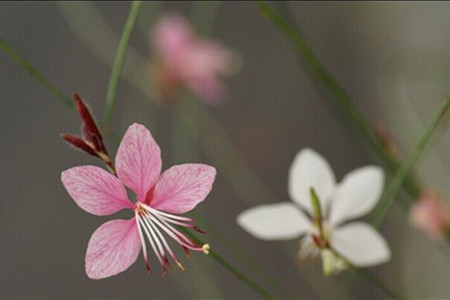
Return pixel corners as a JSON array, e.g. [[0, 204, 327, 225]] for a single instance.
[[60, 133, 99, 157], [73, 92, 102, 140]]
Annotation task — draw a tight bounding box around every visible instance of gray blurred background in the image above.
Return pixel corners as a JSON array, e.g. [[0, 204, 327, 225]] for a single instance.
[[1, 1, 449, 299]]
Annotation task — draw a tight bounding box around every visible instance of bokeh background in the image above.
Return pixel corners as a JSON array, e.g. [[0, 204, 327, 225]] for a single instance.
[[1, 1, 449, 299]]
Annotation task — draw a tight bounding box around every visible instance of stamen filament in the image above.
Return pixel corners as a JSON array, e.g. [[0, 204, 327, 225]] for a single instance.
[[138, 216, 164, 267], [134, 203, 209, 275], [144, 213, 184, 271], [141, 214, 169, 268], [142, 203, 195, 222], [150, 212, 204, 251], [135, 212, 151, 274]]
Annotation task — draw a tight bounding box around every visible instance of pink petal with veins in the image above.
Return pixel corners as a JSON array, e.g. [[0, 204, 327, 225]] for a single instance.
[[151, 164, 216, 214], [115, 123, 162, 201], [85, 219, 141, 279], [61, 166, 133, 216]]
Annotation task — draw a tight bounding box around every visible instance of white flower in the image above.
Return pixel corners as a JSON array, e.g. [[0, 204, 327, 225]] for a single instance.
[[237, 148, 391, 275]]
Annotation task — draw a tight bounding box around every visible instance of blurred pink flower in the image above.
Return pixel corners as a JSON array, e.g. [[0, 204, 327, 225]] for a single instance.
[[62, 123, 215, 279], [410, 190, 450, 240], [151, 13, 236, 104]]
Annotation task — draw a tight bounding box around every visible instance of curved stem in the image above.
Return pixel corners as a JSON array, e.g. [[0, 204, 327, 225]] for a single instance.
[[0, 37, 74, 109], [180, 228, 274, 299], [103, 1, 143, 132], [371, 97, 450, 227], [257, 1, 422, 206]]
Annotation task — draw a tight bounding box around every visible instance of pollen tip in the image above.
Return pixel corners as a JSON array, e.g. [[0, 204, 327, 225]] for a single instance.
[[182, 246, 191, 259], [202, 244, 210, 254], [161, 268, 168, 278], [194, 226, 207, 234], [175, 260, 185, 271], [145, 260, 152, 275]]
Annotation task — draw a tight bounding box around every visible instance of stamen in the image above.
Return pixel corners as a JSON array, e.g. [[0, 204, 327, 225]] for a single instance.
[[138, 216, 164, 267], [144, 213, 182, 270], [141, 214, 171, 271], [134, 203, 209, 276], [135, 212, 151, 274], [150, 212, 204, 251], [141, 203, 195, 223]]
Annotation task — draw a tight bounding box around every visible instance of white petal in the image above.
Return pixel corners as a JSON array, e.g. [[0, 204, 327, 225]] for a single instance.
[[329, 166, 384, 226], [331, 222, 391, 267], [288, 148, 336, 215], [237, 203, 311, 240]]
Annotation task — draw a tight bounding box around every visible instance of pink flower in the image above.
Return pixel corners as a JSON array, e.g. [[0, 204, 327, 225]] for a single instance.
[[61, 123, 216, 279], [151, 13, 236, 104], [410, 190, 450, 240]]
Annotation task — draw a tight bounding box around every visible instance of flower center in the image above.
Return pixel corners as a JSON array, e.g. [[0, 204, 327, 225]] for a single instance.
[[311, 220, 330, 249], [134, 202, 209, 277]]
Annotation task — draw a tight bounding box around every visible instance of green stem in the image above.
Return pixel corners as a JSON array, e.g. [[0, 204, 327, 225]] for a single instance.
[[0, 36, 74, 110], [56, 2, 156, 110], [371, 97, 450, 227], [103, 1, 143, 131], [257, 1, 421, 204], [191, 210, 298, 298], [180, 228, 274, 299]]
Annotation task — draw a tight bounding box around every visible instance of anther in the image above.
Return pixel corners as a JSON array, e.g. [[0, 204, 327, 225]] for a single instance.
[[202, 244, 210, 254]]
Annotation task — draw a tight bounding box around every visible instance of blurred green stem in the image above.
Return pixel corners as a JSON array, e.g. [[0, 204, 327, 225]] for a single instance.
[[56, 2, 157, 128], [103, 1, 142, 132], [257, 1, 422, 206], [0, 37, 74, 109], [191, 210, 298, 298], [180, 228, 274, 299], [371, 97, 450, 226]]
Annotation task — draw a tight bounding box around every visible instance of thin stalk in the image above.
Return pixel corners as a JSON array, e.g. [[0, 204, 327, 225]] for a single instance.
[[103, 1, 143, 131], [171, 96, 221, 297], [0, 37, 74, 109], [180, 228, 274, 299], [56, 1, 156, 108], [371, 97, 450, 227], [191, 210, 298, 299], [257, 1, 421, 204]]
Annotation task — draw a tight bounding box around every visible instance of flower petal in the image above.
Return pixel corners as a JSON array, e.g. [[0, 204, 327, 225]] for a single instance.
[[237, 203, 312, 240], [331, 222, 391, 267], [85, 219, 141, 279], [61, 166, 133, 216], [329, 166, 384, 226], [151, 164, 216, 214], [152, 13, 194, 59], [116, 123, 162, 201], [288, 148, 336, 215]]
